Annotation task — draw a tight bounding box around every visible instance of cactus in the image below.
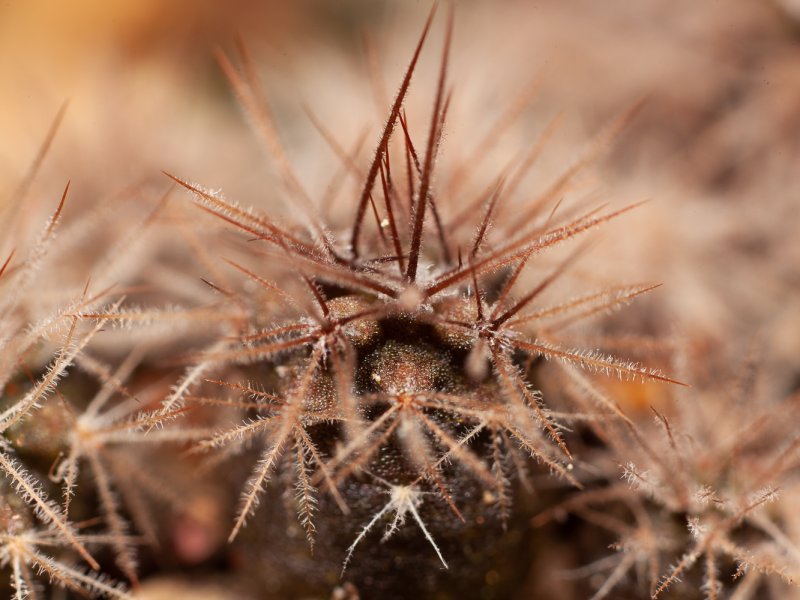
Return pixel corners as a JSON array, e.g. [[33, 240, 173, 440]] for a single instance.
[[2, 4, 799, 600]]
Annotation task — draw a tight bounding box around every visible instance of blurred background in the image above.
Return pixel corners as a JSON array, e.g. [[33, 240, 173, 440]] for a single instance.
[[1, 0, 799, 596], [2, 0, 798, 351]]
